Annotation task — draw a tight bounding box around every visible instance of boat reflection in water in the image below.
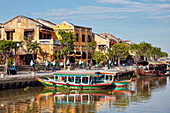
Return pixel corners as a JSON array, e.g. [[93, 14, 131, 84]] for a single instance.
[[37, 87, 136, 113]]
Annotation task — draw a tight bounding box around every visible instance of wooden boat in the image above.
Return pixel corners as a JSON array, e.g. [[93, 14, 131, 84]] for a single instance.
[[97, 71, 134, 87], [36, 72, 112, 90], [136, 61, 170, 76]]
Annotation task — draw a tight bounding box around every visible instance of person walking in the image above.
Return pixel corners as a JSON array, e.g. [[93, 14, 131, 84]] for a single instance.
[[52, 60, 56, 72], [30, 60, 34, 71], [45, 60, 49, 71]]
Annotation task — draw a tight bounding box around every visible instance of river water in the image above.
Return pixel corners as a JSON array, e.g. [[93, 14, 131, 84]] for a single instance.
[[0, 76, 170, 113]]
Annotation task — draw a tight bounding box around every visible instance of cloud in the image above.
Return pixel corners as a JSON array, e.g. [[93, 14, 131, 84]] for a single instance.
[[48, 15, 126, 21], [97, 0, 140, 5], [32, 0, 170, 22], [32, 6, 128, 21], [143, 15, 170, 19]]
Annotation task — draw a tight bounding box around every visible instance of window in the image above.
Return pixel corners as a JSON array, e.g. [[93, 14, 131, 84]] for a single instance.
[[82, 34, 85, 42], [76, 33, 79, 42], [24, 31, 34, 39], [88, 35, 91, 42], [6, 32, 13, 40], [43, 33, 46, 39], [82, 52, 86, 59], [39, 32, 42, 39], [47, 34, 52, 39]]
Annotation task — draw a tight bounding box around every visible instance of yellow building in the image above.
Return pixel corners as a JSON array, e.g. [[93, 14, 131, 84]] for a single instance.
[[0, 15, 58, 65], [53, 21, 94, 64]]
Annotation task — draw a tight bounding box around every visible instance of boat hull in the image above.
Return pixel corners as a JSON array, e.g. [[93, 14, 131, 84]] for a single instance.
[[36, 77, 112, 89], [112, 80, 131, 87]]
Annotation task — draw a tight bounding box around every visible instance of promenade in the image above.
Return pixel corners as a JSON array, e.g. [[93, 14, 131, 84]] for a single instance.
[[1, 65, 135, 78], [0, 65, 136, 90]]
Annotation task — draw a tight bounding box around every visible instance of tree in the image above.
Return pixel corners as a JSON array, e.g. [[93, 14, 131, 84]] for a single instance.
[[92, 51, 107, 64], [0, 40, 16, 74], [138, 42, 152, 61], [54, 50, 61, 64], [87, 41, 97, 66], [150, 47, 161, 60], [24, 37, 41, 62], [110, 42, 129, 66], [160, 51, 168, 57], [58, 31, 76, 70]]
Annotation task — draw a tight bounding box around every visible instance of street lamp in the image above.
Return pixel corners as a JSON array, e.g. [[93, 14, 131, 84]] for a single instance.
[[14, 42, 20, 71], [106, 47, 112, 69]]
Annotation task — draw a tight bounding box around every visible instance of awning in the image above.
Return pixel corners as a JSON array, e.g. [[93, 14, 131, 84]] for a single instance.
[[137, 61, 148, 66], [5, 29, 15, 32]]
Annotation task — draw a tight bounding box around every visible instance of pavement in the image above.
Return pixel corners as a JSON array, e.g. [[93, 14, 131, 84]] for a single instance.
[[0, 65, 136, 79]]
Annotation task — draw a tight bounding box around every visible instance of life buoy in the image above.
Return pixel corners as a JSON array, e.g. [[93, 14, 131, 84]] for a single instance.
[[66, 83, 69, 87]]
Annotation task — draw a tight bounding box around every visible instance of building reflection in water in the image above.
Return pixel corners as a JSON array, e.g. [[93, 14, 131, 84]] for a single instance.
[[0, 76, 168, 113]]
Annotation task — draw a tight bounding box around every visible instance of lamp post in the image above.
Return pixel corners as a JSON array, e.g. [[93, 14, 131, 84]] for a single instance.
[[135, 50, 138, 64], [106, 47, 112, 69], [14, 42, 20, 71]]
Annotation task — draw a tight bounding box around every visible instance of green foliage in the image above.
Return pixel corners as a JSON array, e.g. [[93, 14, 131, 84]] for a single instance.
[[8, 57, 14, 67], [151, 47, 161, 59], [88, 41, 97, 59], [130, 41, 168, 60], [93, 51, 107, 64], [24, 37, 41, 61], [54, 50, 61, 63], [110, 42, 129, 65], [58, 31, 76, 70], [0, 40, 16, 53], [0, 40, 16, 72], [111, 42, 129, 58], [58, 31, 76, 54], [160, 51, 168, 57]]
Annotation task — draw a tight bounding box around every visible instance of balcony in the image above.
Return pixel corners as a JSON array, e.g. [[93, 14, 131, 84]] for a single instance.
[[39, 39, 51, 45]]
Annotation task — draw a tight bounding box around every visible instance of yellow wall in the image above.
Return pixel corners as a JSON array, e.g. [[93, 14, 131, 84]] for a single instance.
[[53, 21, 93, 63], [94, 34, 109, 53], [2, 17, 39, 42]]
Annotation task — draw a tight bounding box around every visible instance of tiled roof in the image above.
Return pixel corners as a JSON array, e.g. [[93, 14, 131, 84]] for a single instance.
[[58, 21, 92, 29], [36, 18, 56, 26], [101, 32, 121, 41], [3, 15, 54, 30], [94, 33, 107, 41]]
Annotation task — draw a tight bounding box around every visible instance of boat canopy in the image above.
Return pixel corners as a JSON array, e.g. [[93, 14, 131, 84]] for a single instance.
[[96, 71, 120, 75], [54, 73, 95, 77], [137, 61, 149, 66], [148, 61, 164, 65]]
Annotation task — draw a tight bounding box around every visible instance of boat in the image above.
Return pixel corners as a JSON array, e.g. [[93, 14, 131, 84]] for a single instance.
[[36, 72, 112, 89], [136, 61, 170, 76], [96, 71, 134, 87]]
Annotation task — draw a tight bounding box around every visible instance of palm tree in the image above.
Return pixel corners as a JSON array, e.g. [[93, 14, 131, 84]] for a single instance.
[[27, 41, 41, 62]]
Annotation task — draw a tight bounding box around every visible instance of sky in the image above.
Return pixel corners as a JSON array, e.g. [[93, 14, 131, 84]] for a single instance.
[[0, 0, 170, 55]]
